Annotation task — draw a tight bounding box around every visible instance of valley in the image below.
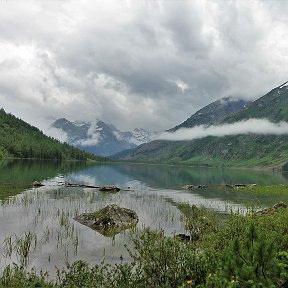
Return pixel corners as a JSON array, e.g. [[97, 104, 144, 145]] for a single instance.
[[113, 82, 288, 170], [2, 1, 288, 286]]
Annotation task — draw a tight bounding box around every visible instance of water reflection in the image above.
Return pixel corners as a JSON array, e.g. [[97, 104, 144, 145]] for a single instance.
[[111, 163, 288, 188], [62, 162, 288, 207], [0, 160, 288, 276], [0, 159, 96, 199]]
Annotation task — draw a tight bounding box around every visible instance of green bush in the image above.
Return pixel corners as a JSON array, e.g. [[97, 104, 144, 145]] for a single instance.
[[129, 228, 208, 287], [199, 208, 288, 287], [203, 224, 280, 287], [60, 229, 208, 288], [0, 265, 56, 288], [178, 204, 219, 241], [61, 261, 143, 288]]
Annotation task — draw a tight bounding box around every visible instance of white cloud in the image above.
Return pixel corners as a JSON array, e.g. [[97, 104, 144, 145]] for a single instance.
[[158, 119, 288, 141], [45, 127, 68, 143], [170, 79, 189, 93], [75, 138, 100, 147]]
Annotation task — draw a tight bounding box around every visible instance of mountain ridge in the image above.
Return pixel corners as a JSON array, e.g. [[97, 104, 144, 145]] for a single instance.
[[169, 96, 250, 132], [112, 82, 288, 168], [223, 81, 288, 124], [51, 118, 159, 156]]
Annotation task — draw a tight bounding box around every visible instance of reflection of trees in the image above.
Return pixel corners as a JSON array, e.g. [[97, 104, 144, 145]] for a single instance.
[[282, 171, 288, 181], [111, 163, 288, 189], [0, 159, 93, 199]]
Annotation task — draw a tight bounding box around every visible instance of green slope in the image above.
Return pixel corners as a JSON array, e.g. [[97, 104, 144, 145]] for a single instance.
[[114, 82, 288, 168], [224, 81, 288, 123], [169, 97, 250, 131], [0, 108, 104, 161], [120, 135, 288, 168]]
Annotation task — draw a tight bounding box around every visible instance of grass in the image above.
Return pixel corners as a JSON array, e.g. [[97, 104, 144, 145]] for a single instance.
[[0, 183, 182, 281], [1, 203, 288, 287], [213, 184, 288, 196]]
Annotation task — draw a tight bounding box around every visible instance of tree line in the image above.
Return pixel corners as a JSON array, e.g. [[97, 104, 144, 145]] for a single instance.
[[0, 108, 104, 161]]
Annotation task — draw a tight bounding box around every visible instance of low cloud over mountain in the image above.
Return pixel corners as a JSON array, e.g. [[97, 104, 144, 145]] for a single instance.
[[159, 119, 288, 141]]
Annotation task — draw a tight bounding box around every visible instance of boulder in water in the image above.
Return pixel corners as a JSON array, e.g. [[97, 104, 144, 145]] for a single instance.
[[32, 181, 44, 187], [74, 204, 138, 237]]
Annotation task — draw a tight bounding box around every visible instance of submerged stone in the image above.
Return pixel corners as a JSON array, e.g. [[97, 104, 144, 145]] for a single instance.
[[74, 204, 138, 237]]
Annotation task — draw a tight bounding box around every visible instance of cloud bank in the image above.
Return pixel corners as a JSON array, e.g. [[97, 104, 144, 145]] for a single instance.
[[0, 1, 288, 132], [158, 119, 288, 141], [45, 126, 68, 143]]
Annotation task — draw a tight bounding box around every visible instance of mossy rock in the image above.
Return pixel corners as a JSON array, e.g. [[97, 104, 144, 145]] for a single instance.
[[74, 204, 138, 237]]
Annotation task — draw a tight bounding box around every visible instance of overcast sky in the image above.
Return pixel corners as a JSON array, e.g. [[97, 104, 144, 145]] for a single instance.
[[0, 0, 288, 132]]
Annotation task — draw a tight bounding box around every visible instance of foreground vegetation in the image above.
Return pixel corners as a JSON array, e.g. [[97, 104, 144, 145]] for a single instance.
[[1, 203, 288, 287], [0, 108, 103, 161]]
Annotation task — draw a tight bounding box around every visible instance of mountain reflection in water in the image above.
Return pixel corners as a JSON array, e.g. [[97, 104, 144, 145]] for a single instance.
[[0, 160, 288, 277]]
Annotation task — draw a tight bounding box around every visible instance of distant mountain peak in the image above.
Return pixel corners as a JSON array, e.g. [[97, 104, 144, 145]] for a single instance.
[[279, 81, 288, 89], [51, 118, 158, 156], [54, 117, 69, 124], [169, 96, 250, 132]]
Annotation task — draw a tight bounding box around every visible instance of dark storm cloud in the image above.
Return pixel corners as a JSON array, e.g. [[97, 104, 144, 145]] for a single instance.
[[0, 0, 288, 132]]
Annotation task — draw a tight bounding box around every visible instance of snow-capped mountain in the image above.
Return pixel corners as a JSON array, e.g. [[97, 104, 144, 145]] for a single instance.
[[50, 118, 159, 156]]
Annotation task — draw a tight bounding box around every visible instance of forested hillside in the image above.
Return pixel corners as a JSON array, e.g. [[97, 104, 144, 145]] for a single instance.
[[169, 97, 250, 132], [114, 135, 288, 168], [0, 109, 103, 161]]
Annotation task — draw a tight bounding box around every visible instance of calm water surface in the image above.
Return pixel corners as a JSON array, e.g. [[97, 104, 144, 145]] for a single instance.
[[0, 159, 288, 276]]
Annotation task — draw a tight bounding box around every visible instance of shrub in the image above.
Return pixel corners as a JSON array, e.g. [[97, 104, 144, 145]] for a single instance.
[[0, 265, 55, 288]]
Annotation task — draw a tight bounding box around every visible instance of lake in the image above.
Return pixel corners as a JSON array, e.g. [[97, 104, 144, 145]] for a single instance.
[[0, 159, 288, 277]]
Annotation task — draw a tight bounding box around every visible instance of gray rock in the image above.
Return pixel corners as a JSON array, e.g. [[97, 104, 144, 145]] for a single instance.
[[32, 181, 44, 187], [176, 233, 191, 242], [273, 202, 287, 209], [74, 204, 138, 237]]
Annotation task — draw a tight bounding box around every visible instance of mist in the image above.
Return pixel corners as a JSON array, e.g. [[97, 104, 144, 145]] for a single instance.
[[45, 126, 68, 143], [158, 119, 288, 141]]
